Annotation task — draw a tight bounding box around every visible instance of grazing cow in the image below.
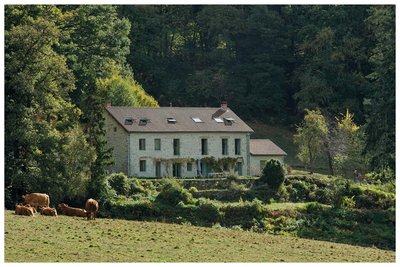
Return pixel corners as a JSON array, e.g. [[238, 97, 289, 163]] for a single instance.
[[85, 198, 99, 220], [15, 204, 35, 216], [40, 207, 57, 216], [22, 193, 50, 210], [58, 203, 87, 217]]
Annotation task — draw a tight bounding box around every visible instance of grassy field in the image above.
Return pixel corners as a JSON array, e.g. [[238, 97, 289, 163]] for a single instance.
[[4, 211, 395, 262]]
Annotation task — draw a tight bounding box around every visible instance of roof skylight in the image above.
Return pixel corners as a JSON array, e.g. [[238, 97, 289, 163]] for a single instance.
[[192, 117, 203, 123], [224, 117, 235, 125], [167, 117, 177, 124], [124, 118, 134, 125], [214, 117, 224, 123], [139, 118, 149, 126]]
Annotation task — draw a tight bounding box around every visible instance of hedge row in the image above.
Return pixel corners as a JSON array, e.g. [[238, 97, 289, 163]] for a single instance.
[[283, 176, 395, 210]]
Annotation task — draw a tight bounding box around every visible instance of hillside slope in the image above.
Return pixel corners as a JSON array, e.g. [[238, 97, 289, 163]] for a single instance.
[[4, 211, 394, 262]]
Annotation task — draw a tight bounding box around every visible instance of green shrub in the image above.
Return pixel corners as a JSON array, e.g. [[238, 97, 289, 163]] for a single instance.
[[196, 198, 222, 224], [289, 180, 310, 201], [314, 188, 333, 204], [259, 160, 285, 189], [364, 167, 394, 184], [188, 186, 198, 193], [221, 199, 266, 226], [298, 206, 395, 250], [275, 185, 289, 202], [128, 178, 147, 195], [107, 172, 129, 196], [349, 186, 395, 210], [230, 181, 248, 192], [155, 179, 194, 206], [226, 173, 239, 183], [99, 198, 159, 220], [264, 216, 299, 234], [336, 196, 356, 209], [251, 183, 279, 202], [305, 202, 324, 213]]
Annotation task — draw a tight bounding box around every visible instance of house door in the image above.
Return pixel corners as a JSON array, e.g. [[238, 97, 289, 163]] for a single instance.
[[201, 162, 208, 177], [236, 162, 243, 176], [155, 161, 161, 177], [172, 163, 181, 178]]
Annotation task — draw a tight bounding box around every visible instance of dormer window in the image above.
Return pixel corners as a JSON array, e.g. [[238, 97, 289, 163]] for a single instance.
[[167, 117, 176, 124], [139, 118, 149, 126], [214, 117, 224, 123], [124, 118, 134, 125], [192, 117, 203, 123], [224, 118, 235, 125]]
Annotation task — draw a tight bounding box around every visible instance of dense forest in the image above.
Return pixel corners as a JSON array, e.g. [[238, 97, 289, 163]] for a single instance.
[[4, 5, 395, 207]]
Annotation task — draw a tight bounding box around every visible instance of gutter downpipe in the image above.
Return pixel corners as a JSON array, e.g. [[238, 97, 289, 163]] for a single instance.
[[246, 133, 251, 176]]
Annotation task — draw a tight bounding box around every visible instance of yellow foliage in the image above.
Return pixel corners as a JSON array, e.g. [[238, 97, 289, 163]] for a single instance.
[[336, 109, 359, 133], [97, 66, 159, 108]]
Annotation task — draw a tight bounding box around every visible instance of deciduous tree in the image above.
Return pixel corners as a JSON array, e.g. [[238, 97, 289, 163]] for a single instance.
[[294, 109, 328, 172]]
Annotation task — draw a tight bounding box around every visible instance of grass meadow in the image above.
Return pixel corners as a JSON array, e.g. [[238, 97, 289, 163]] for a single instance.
[[4, 210, 395, 262]]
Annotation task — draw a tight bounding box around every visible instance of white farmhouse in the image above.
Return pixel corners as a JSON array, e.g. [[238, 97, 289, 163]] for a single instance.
[[104, 102, 286, 178]]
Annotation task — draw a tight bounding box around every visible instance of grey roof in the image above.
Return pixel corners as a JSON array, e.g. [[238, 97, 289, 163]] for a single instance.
[[250, 139, 287, 156], [106, 106, 254, 133]]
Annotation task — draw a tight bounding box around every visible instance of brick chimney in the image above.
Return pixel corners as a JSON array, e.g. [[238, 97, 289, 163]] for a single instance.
[[220, 101, 228, 110], [105, 101, 112, 108]]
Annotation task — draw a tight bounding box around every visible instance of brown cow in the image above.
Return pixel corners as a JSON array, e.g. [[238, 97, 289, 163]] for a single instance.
[[22, 193, 50, 210], [15, 204, 35, 216], [85, 198, 99, 220], [40, 207, 57, 216], [24, 204, 37, 213], [58, 203, 87, 217]]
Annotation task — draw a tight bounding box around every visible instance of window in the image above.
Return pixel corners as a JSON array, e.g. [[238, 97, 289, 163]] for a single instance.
[[113, 127, 117, 132], [235, 139, 241, 155], [154, 138, 161, 151], [222, 138, 228, 155], [139, 160, 146, 172], [224, 118, 235, 125], [167, 117, 176, 124], [155, 161, 161, 177], [214, 117, 224, 123], [173, 139, 180, 155], [201, 138, 208, 155], [192, 117, 203, 123], [139, 139, 146, 150], [124, 118, 134, 125], [187, 162, 193, 172], [139, 118, 149, 126]]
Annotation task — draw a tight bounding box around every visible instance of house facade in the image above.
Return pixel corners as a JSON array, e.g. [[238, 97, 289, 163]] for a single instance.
[[104, 103, 286, 178]]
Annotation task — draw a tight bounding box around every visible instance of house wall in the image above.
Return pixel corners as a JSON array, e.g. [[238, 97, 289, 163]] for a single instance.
[[128, 132, 250, 178], [104, 112, 129, 175], [250, 155, 285, 177]]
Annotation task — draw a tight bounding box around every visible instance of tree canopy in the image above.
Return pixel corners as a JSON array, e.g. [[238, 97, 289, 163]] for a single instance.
[[5, 5, 158, 207]]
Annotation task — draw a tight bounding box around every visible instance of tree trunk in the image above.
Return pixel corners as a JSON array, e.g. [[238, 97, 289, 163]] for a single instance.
[[325, 144, 335, 176]]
